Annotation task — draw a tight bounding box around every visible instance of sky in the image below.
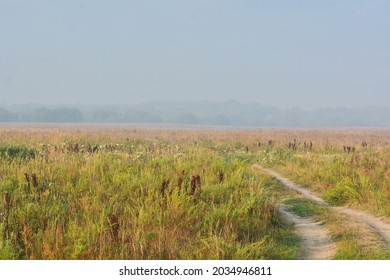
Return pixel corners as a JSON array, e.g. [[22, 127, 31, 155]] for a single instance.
[[1, 0, 389, 109]]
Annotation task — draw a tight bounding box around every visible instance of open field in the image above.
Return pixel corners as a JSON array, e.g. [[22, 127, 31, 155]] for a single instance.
[[258, 129, 390, 216], [0, 125, 389, 259]]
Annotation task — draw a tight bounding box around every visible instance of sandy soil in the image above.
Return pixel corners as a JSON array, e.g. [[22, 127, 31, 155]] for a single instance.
[[254, 165, 390, 248], [279, 207, 336, 260]]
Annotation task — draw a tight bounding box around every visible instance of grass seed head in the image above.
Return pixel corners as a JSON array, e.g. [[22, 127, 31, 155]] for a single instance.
[[3, 191, 10, 211], [160, 178, 170, 195], [32, 173, 38, 191], [217, 170, 224, 183], [190, 175, 202, 195], [108, 214, 120, 241], [190, 176, 196, 195]]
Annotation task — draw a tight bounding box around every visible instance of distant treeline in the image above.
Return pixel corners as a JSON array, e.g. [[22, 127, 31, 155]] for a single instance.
[[1, 101, 390, 127], [0, 107, 83, 123]]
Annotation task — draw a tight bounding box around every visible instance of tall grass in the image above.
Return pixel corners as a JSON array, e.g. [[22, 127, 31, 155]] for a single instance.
[[0, 127, 296, 259], [259, 130, 390, 217]]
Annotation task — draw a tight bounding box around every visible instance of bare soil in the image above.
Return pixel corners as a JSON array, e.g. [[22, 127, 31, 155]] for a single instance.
[[279, 207, 336, 260], [254, 165, 390, 249]]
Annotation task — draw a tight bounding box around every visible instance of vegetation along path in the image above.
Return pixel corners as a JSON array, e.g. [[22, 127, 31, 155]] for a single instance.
[[253, 165, 390, 249]]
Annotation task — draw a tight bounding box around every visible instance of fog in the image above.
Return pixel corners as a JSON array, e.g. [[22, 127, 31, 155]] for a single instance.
[[1, 101, 390, 128], [1, 1, 390, 109]]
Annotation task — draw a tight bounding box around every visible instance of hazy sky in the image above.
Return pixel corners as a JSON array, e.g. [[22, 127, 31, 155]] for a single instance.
[[1, 0, 389, 109]]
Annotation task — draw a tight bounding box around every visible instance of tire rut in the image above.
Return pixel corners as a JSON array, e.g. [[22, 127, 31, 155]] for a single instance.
[[279, 207, 336, 260], [254, 164, 390, 249]]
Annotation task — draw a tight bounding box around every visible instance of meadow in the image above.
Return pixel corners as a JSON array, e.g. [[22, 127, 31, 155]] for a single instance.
[[260, 129, 390, 216], [0, 125, 389, 259], [0, 125, 297, 260]]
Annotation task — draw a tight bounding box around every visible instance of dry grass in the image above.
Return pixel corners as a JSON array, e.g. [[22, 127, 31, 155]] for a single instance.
[[0, 125, 388, 259], [0, 125, 298, 260]]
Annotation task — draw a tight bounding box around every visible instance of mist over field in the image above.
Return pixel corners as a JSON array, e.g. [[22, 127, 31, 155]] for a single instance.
[[1, 1, 390, 112], [3, 1, 390, 268], [1, 101, 390, 127]]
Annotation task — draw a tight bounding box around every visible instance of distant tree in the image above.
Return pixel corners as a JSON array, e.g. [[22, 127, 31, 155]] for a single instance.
[[212, 114, 231, 126], [0, 108, 12, 122], [124, 109, 161, 123], [87, 109, 120, 123], [29, 108, 51, 122], [175, 113, 199, 124], [52, 108, 83, 123], [26, 107, 83, 123]]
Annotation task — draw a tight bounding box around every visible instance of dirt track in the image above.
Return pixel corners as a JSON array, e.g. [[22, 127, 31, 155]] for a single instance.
[[254, 165, 390, 249], [279, 207, 336, 260]]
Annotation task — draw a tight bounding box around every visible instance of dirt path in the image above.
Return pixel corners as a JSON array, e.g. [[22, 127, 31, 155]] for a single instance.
[[335, 206, 390, 246], [253, 164, 390, 248], [279, 207, 336, 260], [258, 166, 329, 206]]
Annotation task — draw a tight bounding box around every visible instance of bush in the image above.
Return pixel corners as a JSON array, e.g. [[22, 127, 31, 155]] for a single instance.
[[0, 145, 36, 160]]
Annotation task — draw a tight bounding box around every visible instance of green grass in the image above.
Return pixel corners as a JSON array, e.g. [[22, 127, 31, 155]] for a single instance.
[[2, 127, 388, 260], [0, 145, 36, 160], [261, 144, 390, 216], [259, 176, 390, 260], [0, 129, 297, 260], [284, 198, 323, 217]]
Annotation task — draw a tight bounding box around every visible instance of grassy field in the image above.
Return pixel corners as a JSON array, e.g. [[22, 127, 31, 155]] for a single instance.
[[0, 125, 298, 260], [259, 129, 390, 217], [0, 125, 389, 259]]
